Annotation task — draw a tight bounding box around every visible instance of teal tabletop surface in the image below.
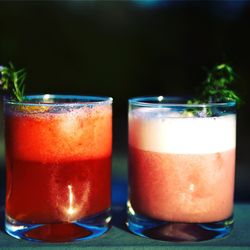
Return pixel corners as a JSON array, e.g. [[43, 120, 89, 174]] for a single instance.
[[0, 204, 249, 250]]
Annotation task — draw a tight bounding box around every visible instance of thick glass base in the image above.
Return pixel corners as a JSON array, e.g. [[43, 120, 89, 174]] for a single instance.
[[127, 208, 233, 242], [5, 209, 111, 242]]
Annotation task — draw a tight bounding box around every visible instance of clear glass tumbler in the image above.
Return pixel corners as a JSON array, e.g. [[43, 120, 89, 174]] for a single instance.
[[4, 94, 112, 242], [127, 96, 236, 242]]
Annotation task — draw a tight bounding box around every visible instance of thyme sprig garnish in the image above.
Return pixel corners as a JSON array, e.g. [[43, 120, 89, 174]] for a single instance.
[[189, 64, 240, 105], [186, 64, 240, 116], [0, 63, 26, 102]]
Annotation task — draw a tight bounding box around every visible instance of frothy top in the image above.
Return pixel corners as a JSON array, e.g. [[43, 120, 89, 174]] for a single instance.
[[6, 105, 112, 162], [129, 108, 236, 154]]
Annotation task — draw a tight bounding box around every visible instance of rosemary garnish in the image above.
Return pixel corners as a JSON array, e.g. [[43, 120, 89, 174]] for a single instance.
[[0, 63, 26, 102]]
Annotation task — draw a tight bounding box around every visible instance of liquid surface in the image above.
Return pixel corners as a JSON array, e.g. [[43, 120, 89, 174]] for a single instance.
[[129, 108, 236, 154]]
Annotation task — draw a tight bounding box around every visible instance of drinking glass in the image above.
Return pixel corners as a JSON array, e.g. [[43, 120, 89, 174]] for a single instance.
[[127, 96, 236, 241], [4, 94, 112, 242]]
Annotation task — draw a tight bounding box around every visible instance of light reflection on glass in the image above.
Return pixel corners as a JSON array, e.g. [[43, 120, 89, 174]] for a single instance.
[[66, 185, 76, 216]]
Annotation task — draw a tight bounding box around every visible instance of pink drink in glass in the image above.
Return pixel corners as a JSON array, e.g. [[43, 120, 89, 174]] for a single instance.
[[128, 97, 236, 241]]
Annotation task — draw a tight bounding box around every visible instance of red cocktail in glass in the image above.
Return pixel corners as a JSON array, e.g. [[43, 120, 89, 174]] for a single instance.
[[4, 95, 112, 242]]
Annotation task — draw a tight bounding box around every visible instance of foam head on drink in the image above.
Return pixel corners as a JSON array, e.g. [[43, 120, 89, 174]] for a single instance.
[[5, 104, 112, 224], [129, 108, 236, 223]]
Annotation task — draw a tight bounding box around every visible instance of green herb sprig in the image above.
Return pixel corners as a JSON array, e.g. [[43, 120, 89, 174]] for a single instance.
[[0, 63, 26, 102], [189, 64, 240, 105], [185, 64, 240, 117]]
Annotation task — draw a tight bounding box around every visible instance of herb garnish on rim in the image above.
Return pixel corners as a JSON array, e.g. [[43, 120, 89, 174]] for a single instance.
[[188, 64, 240, 105], [185, 64, 240, 116], [0, 63, 26, 102]]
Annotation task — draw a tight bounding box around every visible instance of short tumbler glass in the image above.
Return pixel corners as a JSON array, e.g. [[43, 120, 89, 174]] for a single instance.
[[4, 95, 112, 242], [127, 96, 236, 242]]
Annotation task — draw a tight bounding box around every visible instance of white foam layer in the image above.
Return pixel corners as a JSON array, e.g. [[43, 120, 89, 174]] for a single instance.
[[129, 108, 236, 154]]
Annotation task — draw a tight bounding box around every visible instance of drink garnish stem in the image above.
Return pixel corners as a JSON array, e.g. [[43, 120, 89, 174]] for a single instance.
[[0, 63, 26, 102]]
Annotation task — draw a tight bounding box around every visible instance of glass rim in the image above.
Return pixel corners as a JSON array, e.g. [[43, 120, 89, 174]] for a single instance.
[[4, 94, 113, 106], [128, 96, 236, 108]]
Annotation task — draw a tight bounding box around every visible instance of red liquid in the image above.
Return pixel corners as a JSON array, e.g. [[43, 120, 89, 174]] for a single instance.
[[129, 146, 235, 223], [5, 106, 112, 225], [6, 157, 111, 223]]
